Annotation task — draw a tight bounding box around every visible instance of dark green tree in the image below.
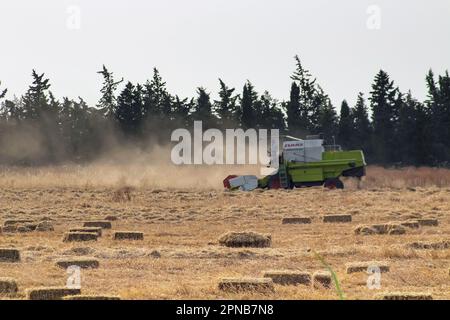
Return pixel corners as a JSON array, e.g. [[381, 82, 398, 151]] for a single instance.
[[425, 70, 450, 164], [172, 96, 192, 127], [369, 70, 398, 163], [316, 92, 338, 145], [286, 82, 301, 134], [142, 68, 169, 121], [337, 100, 354, 149], [22, 70, 51, 121], [290, 55, 320, 134], [97, 65, 123, 118], [414, 101, 433, 165], [214, 79, 238, 128], [59, 97, 93, 159], [257, 91, 285, 130], [115, 82, 143, 135], [240, 81, 258, 129], [352, 93, 372, 156], [192, 87, 215, 128]]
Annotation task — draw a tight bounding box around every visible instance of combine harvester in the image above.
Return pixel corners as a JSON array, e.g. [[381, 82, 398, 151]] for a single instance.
[[223, 136, 366, 191]]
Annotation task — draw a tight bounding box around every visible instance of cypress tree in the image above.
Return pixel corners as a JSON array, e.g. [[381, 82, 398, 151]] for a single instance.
[[240, 81, 258, 129], [352, 93, 372, 156], [286, 82, 301, 135], [337, 100, 354, 149]]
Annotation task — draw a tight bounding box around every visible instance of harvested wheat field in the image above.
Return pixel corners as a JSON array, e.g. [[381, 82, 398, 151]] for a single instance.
[[0, 165, 449, 300]]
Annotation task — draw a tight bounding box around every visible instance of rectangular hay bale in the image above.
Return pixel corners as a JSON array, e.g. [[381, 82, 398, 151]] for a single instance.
[[69, 227, 102, 237], [83, 221, 112, 229], [399, 220, 420, 229], [282, 217, 312, 225], [0, 248, 21, 262], [3, 219, 33, 226], [218, 231, 271, 248], [113, 231, 144, 240], [376, 292, 433, 300], [312, 271, 332, 289], [218, 278, 274, 293], [354, 223, 406, 235], [56, 258, 99, 269], [263, 270, 311, 285], [63, 232, 98, 242], [26, 287, 81, 300], [323, 214, 352, 223], [346, 261, 390, 274], [63, 295, 120, 300], [0, 277, 18, 294], [409, 241, 450, 250], [417, 218, 439, 227]]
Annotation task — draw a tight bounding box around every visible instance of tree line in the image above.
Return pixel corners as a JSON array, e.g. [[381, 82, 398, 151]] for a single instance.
[[0, 56, 449, 166]]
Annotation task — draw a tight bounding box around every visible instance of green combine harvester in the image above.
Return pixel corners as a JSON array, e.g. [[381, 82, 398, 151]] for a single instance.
[[223, 135, 366, 191]]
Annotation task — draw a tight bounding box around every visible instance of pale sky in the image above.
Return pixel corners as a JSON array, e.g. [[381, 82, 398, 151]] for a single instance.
[[1, 0, 449, 109]]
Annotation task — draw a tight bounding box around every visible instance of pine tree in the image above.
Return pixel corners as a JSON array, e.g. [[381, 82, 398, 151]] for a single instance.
[[414, 101, 432, 165], [258, 91, 285, 130], [425, 70, 450, 164], [116, 82, 136, 134], [369, 70, 398, 164], [143, 68, 169, 120], [337, 100, 354, 149], [73, 98, 89, 157], [316, 95, 338, 145], [192, 87, 215, 128], [286, 82, 301, 134], [290, 55, 319, 134], [397, 92, 433, 165], [214, 79, 238, 128], [240, 81, 258, 129], [44, 91, 63, 160], [132, 83, 144, 133], [352, 93, 372, 156], [2, 99, 21, 121], [438, 71, 450, 161], [59, 97, 74, 153], [394, 92, 415, 164], [141, 68, 175, 139], [63, 97, 92, 158], [22, 70, 51, 121], [172, 96, 192, 127], [97, 65, 123, 118]]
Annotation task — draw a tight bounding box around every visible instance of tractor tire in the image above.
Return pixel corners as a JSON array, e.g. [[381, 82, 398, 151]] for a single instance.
[[324, 178, 344, 190]]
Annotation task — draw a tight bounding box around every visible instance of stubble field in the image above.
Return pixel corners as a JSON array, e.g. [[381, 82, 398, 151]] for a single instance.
[[0, 165, 449, 300]]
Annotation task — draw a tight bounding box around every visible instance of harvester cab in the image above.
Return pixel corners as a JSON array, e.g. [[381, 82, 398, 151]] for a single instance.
[[223, 135, 366, 191]]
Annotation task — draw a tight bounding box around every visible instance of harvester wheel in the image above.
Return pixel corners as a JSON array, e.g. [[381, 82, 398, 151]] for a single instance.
[[287, 179, 295, 190], [324, 178, 344, 190]]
